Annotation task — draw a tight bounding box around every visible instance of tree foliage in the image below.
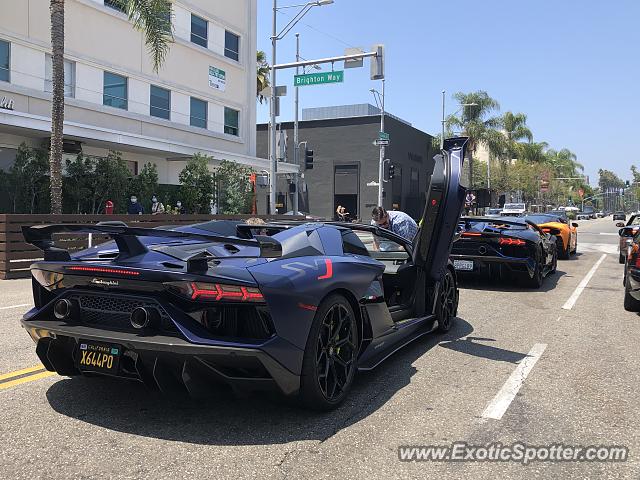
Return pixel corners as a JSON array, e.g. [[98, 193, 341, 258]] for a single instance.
[[216, 160, 253, 214], [1, 143, 50, 213], [128, 162, 159, 212], [257, 50, 270, 103], [178, 154, 215, 213]]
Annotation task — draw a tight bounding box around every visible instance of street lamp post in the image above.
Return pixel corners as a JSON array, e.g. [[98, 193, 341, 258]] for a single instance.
[[269, 0, 334, 215]]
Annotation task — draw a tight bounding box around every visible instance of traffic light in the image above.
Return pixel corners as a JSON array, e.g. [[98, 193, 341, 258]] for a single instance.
[[304, 148, 314, 170], [370, 44, 385, 80], [388, 163, 395, 179]]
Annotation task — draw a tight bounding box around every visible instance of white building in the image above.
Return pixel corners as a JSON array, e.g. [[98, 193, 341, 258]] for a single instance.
[[0, 0, 295, 186]]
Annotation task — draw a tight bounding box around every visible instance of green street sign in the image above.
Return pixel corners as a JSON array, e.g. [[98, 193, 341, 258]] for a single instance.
[[378, 131, 390, 141], [294, 71, 344, 87]]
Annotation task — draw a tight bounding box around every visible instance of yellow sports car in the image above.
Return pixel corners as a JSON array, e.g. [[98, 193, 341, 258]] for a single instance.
[[525, 213, 578, 259]]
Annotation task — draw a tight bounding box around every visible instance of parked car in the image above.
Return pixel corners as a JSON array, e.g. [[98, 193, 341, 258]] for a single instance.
[[618, 214, 640, 263], [576, 212, 591, 220], [451, 216, 557, 288], [525, 214, 578, 259], [621, 230, 640, 311], [613, 211, 627, 221], [17, 136, 471, 411], [596, 211, 605, 218], [486, 208, 503, 217]]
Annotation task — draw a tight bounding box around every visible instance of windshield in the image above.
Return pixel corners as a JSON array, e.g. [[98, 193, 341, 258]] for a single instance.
[[525, 215, 560, 225]]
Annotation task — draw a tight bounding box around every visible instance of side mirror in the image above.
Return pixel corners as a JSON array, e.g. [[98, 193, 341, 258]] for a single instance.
[[572, 222, 579, 228], [619, 228, 625, 236]]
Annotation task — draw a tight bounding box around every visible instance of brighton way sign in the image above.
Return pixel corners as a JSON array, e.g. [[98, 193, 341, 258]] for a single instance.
[[294, 71, 344, 87]]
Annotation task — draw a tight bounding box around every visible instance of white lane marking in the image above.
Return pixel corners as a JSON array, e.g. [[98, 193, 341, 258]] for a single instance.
[[481, 343, 547, 420], [599, 232, 618, 236], [561, 253, 607, 310], [0, 303, 32, 311], [577, 242, 617, 254]]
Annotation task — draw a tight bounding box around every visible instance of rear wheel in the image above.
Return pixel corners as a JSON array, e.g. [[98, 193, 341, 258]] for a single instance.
[[559, 239, 570, 260], [624, 275, 640, 312], [620, 252, 626, 264], [550, 248, 558, 274], [436, 269, 458, 333], [525, 250, 544, 289], [300, 294, 358, 410]]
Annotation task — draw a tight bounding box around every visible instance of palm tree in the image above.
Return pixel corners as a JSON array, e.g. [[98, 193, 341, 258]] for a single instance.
[[502, 112, 532, 156], [48, 0, 173, 213], [257, 50, 270, 103], [446, 91, 501, 187], [516, 141, 549, 163]]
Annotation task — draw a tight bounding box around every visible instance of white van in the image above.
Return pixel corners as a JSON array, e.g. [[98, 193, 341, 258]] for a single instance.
[[501, 203, 526, 216]]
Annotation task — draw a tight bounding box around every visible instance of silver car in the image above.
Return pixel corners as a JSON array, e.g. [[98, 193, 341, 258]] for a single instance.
[[619, 214, 640, 263]]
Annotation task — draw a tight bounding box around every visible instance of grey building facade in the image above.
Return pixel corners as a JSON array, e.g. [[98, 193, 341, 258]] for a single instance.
[[256, 105, 437, 221]]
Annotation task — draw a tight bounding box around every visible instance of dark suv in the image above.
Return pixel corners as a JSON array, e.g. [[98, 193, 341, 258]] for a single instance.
[[614, 211, 627, 221]]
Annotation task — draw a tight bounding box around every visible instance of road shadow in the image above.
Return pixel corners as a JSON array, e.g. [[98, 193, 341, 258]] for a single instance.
[[439, 336, 528, 364], [458, 269, 566, 293], [46, 319, 474, 446]]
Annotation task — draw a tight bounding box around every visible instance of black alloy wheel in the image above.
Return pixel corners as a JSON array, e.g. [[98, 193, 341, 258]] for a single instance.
[[436, 269, 458, 333], [300, 294, 358, 410]]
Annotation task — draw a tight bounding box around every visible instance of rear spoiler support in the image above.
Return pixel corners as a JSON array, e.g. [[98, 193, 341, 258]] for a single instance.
[[22, 224, 282, 262]]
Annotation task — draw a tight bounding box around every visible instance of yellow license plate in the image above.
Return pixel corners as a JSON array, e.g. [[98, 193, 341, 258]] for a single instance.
[[76, 341, 121, 374]]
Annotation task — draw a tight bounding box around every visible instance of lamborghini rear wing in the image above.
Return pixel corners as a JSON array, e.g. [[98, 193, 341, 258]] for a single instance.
[[22, 223, 282, 262], [460, 216, 542, 231]]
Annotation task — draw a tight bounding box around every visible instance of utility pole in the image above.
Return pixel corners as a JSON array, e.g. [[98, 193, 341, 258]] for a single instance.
[[269, 0, 278, 214], [377, 79, 385, 207], [440, 90, 445, 150], [293, 32, 300, 214]]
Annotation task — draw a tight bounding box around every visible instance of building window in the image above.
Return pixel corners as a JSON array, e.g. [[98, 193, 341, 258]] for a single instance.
[[150, 85, 171, 120], [190, 97, 207, 128], [0, 40, 9, 82], [410, 168, 419, 196], [103, 71, 128, 110], [191, 14, 208, 48], [45, 55, 75, 97], [224, 107, 239, 136], [104, 0, 125, 13], [224, 30, 240, 61]]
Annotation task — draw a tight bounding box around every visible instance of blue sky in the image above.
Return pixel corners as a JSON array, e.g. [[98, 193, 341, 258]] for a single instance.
[[256, 0, 640, 186]]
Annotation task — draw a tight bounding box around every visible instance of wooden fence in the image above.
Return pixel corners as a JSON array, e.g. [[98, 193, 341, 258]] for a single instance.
[[0, 214, 302, 279]]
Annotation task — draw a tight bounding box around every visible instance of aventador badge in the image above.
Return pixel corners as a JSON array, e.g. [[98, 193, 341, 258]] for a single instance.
[[90, 278, 119, 287]]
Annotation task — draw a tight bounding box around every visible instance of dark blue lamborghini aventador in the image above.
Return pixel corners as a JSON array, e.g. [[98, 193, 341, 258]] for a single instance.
[[21, 138, 468, 410]]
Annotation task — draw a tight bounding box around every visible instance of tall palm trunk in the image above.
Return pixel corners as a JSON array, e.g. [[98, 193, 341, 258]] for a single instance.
[[49, 0, 65, 214]]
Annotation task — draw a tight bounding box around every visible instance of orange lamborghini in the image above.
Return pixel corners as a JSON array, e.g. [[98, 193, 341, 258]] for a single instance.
[[524, 213, 578, 259]]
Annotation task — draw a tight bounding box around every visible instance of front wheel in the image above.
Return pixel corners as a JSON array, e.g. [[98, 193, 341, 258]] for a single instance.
[[300, 294, 358, 410], [620, 253, 626, 264], [436, 269, 458, 333]]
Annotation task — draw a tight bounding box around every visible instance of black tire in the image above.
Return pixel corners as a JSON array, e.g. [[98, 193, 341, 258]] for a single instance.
[[299, 294, 358, 410], [624, 275, 640, 312], [550, 248, 558, 274], [619, 253, 626, 264], [525, 250, 544, 289], [436, 269, 458, 333], [559, 239, 570, 260]]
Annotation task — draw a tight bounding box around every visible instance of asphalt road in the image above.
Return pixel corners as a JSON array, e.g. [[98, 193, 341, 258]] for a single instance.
[[1, 217, 638, 479]]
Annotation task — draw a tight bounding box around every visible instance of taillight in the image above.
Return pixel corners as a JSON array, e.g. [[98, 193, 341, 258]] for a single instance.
[[67, 266, 140, 276], [462, 232, 482, 237], [499, 237, 526, 246], [166, 281, 264, 302], [630, 244, 640, 268]]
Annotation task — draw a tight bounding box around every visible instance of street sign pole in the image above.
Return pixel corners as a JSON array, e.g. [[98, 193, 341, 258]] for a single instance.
[[377, 79, 385, 207]]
